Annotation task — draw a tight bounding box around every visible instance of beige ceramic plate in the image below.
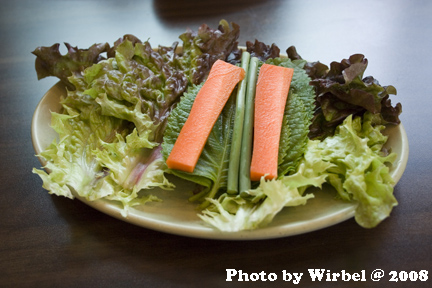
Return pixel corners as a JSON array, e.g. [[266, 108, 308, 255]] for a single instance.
[[31, 82, 409, 240]]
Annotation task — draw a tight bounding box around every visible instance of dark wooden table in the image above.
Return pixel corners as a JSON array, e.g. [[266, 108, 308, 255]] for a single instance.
[[1, 0, 431, 287]]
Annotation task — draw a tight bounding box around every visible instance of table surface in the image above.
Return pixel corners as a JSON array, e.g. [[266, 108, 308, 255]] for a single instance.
[[1, 0, 431, 287]]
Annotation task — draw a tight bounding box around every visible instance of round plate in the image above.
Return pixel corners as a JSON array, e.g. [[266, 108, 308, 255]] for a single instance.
[[31, 82, 409, 240]]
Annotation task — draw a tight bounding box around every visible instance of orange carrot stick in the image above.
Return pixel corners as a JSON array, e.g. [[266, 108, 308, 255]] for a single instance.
[[166, 60, 246, 173], [250, 64, 294, 181]]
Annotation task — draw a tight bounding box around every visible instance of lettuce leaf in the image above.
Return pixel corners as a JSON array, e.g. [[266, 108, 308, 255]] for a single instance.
[[287, 50, 403, 140], [33, 109, 169, 214], [33, 40, 187, 213], [80, 39, 189, 144], [199, 112, 397, 231], [93, 130, 174, 216], [246, 39, 280, 62], [33, 107, 126, 200], [32, 20, 241, 91], [313, 112, 398, 228], [32, 42, 110, 90], [199, 150, 332, 231], [178, 20, 241, 84], [33, 21, 244, 214], [199, 179, 314, 231]]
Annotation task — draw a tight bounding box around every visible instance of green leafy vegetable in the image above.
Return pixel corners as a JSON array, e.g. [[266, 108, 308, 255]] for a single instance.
[[80, 39, 189, 143], [200, 112, 398, 231], [32, 104, 169, 214], [179, 19, 242, 84], [162, 84, 236, 207], [312, 112, 398, 228], [264, 57, 315, 176], [32, 20, 242, 91], [33, 21, 243, 214], [32, 38, 181, 212], [93, 131, 174, 216], [199, 140, 333, 231], [162, 56, 315, 204], [32, 21, 403, 231]]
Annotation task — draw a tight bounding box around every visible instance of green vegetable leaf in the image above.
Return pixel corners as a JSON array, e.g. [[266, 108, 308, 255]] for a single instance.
[[93, 130, 174, 216], [162, 83, 236, 205], [264, 57, 315, 176], [33, 107, 125, 200], [199, 143, 332, 231], [307, 112, 398, 228], [32, 22, 402, 230], [200, 112, 397, 231], [33, 39, 191, 214], [199, 179, 314, 231], [81, 39, 189, 143], [33, 21, 246, 215], [179, 19, 241, 84]]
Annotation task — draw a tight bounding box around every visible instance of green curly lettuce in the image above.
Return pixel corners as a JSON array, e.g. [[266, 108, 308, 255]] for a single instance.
[[32, 104, 169, 214], [199, 152, 332, 231], [199, 112, 398, 231], [313, 112, 398, 228]]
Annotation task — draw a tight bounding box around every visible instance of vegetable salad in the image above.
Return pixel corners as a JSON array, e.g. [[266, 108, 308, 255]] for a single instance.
[[32, 20, 402, 231]]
